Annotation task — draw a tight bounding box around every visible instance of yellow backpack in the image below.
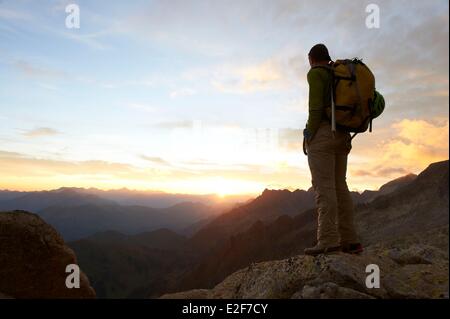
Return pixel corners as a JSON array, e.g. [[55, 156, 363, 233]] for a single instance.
[[319, 59, 376, 135]]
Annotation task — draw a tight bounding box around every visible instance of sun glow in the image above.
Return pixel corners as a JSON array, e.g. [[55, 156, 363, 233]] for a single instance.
[[166, 177, 265, 197]]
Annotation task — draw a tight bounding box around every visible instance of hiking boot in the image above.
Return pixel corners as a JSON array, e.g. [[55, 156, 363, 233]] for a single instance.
[[341, 243, 364, 254], [304, 244, 341, 256]]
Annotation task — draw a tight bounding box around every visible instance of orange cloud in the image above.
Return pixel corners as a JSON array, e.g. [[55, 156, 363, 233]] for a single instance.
[[349, 118, 449, 189], [384, 119, 449, 167], [0, 149, 309, 194], [211, 58, 291, 94], [22, 127, 60, 138]]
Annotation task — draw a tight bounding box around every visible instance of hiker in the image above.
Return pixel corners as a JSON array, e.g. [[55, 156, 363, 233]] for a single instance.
[[303, 44, 363, 256]]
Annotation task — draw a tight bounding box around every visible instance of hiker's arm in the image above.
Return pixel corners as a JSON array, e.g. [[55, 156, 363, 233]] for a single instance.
[[306, 70, 324, 137]]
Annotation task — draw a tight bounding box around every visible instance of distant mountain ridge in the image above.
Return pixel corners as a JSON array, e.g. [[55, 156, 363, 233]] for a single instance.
[[0, 188, 246, 241], [37, 201, 217, 241], [0, 188, 116, 212], [0, 187, 252, 209], [68, 163, 432, 298]]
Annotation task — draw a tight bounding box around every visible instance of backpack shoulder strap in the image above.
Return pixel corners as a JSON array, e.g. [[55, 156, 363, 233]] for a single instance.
[[311, 61, 334, 72]]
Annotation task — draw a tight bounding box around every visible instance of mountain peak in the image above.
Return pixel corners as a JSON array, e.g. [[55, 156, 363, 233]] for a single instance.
[[260, 188, 293, 199], [55, 187, 79, 193], [420, 160, 449, 177], [378, 172, 418, 194]]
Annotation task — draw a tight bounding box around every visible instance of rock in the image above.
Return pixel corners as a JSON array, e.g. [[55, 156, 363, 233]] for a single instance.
[[213, 256, 319, 298], [160, 289, 210, 299], [0, 211, 96, 298], [161, 244, 448, 299], [0, 292, 13, 299], [294, 282, 374, 299], [383, 263, 449, 299], [385, 244, 447, 265]]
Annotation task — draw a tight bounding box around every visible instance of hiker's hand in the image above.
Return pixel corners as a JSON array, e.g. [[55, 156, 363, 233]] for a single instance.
[[303, 128, 312, 141]]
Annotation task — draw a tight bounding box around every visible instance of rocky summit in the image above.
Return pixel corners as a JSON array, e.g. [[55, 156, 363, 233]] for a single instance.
[[161, 243, 448, 299], [0, 211, 95, 298]]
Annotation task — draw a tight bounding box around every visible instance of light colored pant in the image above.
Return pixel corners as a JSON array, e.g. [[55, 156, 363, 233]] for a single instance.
[[306, 121, 358, 247]]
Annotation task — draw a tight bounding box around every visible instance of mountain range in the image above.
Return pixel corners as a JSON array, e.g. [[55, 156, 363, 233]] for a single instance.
[[66, 162, 445, 298], [2, 161, 446, 298], [0, 188, 248, 241], [0, 187, 250, 210]]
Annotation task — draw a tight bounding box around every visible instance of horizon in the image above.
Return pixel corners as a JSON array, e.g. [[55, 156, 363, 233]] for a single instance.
[[0, 184, 257, 197], [1, 0, 449, 196], [0, 161, 433, 197]]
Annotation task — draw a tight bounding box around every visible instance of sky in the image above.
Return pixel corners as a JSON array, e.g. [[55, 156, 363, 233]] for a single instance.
[[0, 0, 448, 196]]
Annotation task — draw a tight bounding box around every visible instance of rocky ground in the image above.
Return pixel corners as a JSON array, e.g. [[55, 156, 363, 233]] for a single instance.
[[161, 240, 449, 299]]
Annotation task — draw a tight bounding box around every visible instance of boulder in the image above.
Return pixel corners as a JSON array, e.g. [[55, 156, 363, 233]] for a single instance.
[[0, 211, 96, 298]]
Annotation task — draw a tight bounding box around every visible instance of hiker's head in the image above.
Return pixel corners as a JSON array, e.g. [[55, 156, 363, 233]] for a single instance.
[[308, 44, 331, 66]]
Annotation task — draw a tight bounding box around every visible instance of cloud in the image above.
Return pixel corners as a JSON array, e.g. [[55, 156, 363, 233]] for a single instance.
[[170, 88, 196, 98], [351, 167, 410, 178], [381, 119, 449, 166], [0, 150, 24, 158], [49, 1, 116, 50], [376, 167, 410, 177], [0, 8, 32, 21], [0, 150, 188, 181], [178, 60, 292, 95], [139, 155, 264, 173], [0, 150, 253, 193], [153, 120, 194, 129], [91, 77, 158, 90], [14, 60, 67, 78], [22, 127, 61, 138], [140, 155, 171, 166], [54, 30, 110, 50], [393, 119, 449, 148], [118, 0, 250, 56], [211, 58, 292, 94], [37, 83, 59, 91], [127, 103, 157, 113], [1, 3, 112, 50], [349, 118, 449, 182]]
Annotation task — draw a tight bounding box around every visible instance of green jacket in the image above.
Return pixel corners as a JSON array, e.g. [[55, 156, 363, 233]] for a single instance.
[[306, 66, 332, 137]]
